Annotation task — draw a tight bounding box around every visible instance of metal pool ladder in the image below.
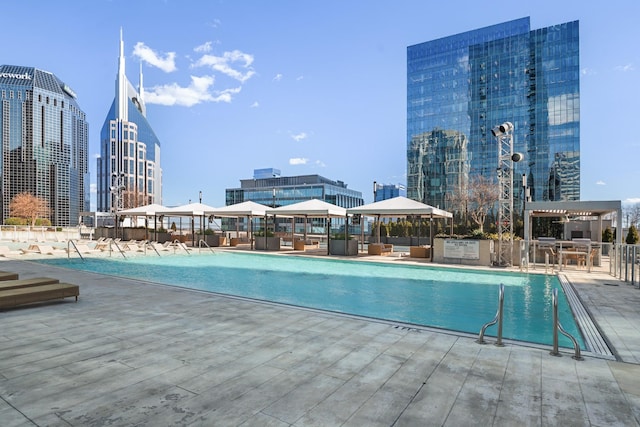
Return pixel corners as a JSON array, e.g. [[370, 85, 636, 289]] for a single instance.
[[550, 288, 583, 360], [477, 283, 504, 346]]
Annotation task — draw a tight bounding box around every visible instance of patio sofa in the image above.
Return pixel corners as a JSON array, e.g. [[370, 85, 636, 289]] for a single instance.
[[409, 245, 431, 258], [368, 243, 393, 256], [293, 239, 320, 251]]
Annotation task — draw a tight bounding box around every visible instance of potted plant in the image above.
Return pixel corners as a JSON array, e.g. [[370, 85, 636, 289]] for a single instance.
[[330, 233, 358, 256], [255, 230, 280, 250]]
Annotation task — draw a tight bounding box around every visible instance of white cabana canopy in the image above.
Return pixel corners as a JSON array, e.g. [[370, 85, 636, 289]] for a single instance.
[[346, 196, 452, 218], [117, 203, 167, 216], [266, 199, 347, 218], [156, 202, 218, 216], [212, 201, 269, 217]]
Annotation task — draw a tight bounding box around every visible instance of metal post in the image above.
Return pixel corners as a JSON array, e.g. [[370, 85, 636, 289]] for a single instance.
[[492, 122, 522, 267]]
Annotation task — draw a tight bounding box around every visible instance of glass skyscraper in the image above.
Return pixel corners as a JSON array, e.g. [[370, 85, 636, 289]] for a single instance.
[[407, 17, 580, 210], [97, 30, 162, 214], [0, 65, 89, 226]]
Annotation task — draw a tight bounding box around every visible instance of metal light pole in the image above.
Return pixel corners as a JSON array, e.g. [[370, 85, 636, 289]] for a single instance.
[[491, 122, 523, 267], [373, 181, 378, 202], [199, 190, 203, 237], [110, 172, 125, 239]]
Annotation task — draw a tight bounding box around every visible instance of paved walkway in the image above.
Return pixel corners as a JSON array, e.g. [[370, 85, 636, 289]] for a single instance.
[[0, 256, 639, 426]]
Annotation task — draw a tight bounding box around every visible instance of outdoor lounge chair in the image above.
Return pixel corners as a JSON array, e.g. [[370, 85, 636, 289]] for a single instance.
[[0, 246, 20, 257], [26, 245, 66, 255], [0, 277, 60, 291], [69, 244, 102, 255], [0, 283, 79, 308], [0, 271, 19, 281]]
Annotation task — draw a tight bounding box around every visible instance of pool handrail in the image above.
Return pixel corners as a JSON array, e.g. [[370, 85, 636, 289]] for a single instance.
[[111, 239, 127, 259], [550, 288, 583, 360], [476, 283, 504, 346], [67, 239, 84, 261], [198, 239, 215, 254]]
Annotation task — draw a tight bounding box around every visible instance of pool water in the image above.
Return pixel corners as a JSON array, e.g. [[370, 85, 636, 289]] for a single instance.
[[37, 252, 585, 348]]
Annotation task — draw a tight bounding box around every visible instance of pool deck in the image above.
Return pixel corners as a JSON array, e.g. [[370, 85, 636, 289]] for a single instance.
[[0, 253, 639, 426]]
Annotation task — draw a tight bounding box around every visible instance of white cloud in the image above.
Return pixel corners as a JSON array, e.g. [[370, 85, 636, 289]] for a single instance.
[[290, 132, 308, 142], [132, 42, 177, 73], [296, 75, 304, 81], [193, 50, 255, 83], [581, 67, 596, 76], [207, 19, 221, 29], [615, 64, 634, 72], [624, 198, 640, 204], [250, 101, 259, 108], [596, 180, 606, 186], [547, 93, 579, 126], [194, 42, 213, 53], [289, 158, 308, 165], [315, 160, 326, 167], [273, 73, 283, 82], [144, 75, 242, 106]]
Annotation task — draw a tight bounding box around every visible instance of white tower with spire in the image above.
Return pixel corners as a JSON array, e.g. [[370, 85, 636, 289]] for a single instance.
[[97, 30, 161, 214], [116, 27, 128, 121]]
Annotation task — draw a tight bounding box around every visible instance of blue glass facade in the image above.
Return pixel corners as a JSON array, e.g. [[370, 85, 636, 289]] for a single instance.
[[0, 65, 89, 226], [374, 183, 406, 202], [407, 18, 580, 210]]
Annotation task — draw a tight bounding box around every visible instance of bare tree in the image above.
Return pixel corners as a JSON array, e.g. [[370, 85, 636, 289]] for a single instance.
[[467, 176, 499, 232], [623, 203, 640, 228], [9, 192, 50, 226]]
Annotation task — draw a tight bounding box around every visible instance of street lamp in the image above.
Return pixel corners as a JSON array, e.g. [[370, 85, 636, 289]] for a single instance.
[[199, 190, 203, 237], [373, 181, 377, 202], [109, 172, 125, 239]]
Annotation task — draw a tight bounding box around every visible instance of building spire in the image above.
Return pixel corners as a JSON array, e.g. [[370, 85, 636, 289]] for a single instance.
[[139, 61, 144, 102], [116, 27, 128, 120]]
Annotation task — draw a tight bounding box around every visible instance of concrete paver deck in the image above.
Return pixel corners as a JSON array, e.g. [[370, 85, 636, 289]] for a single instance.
[[0, 256, 639, 426]]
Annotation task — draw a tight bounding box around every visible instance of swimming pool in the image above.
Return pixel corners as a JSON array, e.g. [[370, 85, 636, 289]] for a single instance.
[[36, 252, 585, 348]]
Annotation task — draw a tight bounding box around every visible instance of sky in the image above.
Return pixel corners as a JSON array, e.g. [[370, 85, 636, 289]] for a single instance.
[[1, 0, 639, 209]]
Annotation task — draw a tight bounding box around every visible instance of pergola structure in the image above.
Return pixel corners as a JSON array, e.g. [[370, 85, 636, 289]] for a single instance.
[[524, 200, 623, 245]]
